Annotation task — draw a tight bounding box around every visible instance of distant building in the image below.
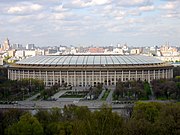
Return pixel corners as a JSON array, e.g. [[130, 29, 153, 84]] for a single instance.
[[160, 45, 179, 56], [130, 48, 140, 55], [15, 50, 25, 58], [113, 48, 124, 54], [156, 56, 180, 62], [0, 57, 3, 65], [122, 44, 128, 52], [12, 44, 23, 50], [88, 47, 104, 53], [8, 49, 16, 57], [26, 44, 35, 50], [25, 50, 36, 57], [1, 38, 10, 51], [47, 48, 58, 54]]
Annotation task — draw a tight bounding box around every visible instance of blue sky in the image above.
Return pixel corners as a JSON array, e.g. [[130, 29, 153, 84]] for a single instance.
[[0, 0, 180, 47]]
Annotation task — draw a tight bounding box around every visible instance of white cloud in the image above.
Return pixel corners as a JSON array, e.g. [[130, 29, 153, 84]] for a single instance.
[[63, 0, 111, 8], [116, 0, 153, 7], [139, 5, 155, 11], [53, 5, 68, 12], [0, 0, 180, 46], [162, 12, 180, 18], [7, 3, 43, 14], [158, 2, 177, 10]]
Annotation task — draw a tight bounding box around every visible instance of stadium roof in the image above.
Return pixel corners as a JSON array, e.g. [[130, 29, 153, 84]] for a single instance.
[[16, 55, 163, 66]]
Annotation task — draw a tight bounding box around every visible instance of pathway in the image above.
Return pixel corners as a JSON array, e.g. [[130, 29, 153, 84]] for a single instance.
[[25, 93, 40, 101], [50, 90, 67, 100]]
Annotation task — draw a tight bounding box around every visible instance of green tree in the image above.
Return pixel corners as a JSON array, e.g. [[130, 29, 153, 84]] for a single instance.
[[132, 102, 161, 123], [6, 113, 43, 135], [154, 103, 180, 135], [2, 109, 24, 134], [91, 104, 124, 135], [123, 119, 153, 135]]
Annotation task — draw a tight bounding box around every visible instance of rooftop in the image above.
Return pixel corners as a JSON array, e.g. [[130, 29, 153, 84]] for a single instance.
[[16, 55, 163, 66]]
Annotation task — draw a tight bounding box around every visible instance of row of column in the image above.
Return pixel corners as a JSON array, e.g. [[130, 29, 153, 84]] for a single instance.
[[8, 69, 173, 86]]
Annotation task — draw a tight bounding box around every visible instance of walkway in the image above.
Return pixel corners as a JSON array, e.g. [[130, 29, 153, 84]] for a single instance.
[[50, 90, 67, 100], [25, 93, 40, 101], [106, 86, 115, 104], [98, 90, 106, 100]]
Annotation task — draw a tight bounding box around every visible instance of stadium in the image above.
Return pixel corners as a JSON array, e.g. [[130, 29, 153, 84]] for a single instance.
[[8, 55, 173, 86]]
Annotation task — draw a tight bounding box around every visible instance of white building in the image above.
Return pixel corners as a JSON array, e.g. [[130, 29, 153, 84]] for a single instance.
[[26, 44, 35, 50], [130, 49, 140, 55]]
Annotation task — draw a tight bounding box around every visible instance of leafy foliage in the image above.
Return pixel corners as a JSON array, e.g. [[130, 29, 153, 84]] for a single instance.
[[114, 80, 149, 100], [0, 103, 180, 135], [151, 79, 179, 99]]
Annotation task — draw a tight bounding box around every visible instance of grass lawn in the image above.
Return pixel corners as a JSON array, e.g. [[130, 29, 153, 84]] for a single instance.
[[59, 91, 87, 98], [101, 90, 110, 100], [60, 94, 85, 98]]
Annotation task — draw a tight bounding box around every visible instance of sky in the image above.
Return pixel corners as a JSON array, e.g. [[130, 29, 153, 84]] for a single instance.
[[0, 0, 180, 47]]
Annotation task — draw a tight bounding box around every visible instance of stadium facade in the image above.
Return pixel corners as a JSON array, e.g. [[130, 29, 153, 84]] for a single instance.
[[8, 55, 173, 86]]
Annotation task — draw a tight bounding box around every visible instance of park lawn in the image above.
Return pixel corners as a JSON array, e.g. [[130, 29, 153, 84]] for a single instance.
[[101, 90, 110, 100], [60, 94, 85, 98]]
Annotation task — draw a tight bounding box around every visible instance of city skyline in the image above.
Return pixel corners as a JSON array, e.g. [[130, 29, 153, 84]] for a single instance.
[[0, 0, 180, 47]]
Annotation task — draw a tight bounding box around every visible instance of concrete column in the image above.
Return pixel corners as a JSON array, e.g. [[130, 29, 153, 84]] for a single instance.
[[53, 71, 55, 85], [148, 70, 150, 82], [39, 71, 41, 80], [121, 71, 123, 82], [18, 70, 20, 80], [28, 70, 29, 78], [60, 71, 62, 86], [74, 71, 76, 86], [12, 70, 14, 80], [171, 69, 173, 78], [135, 70, 137, 81], [46, 71, 48, 86], [163, 69, 165, 78], [8, 70, 10, 79], [100, 71, 102, 84], [11, 70, 13, 80], [67, 71, 69, 85], [158, 70, 161, 79], [107, 71, 109, 86], [33, 70, 35, 79], [142, 70, 144, 81], [166, 69, 168, 79], [92, 71, 94, 86], [154, 70, 156, 79], [15, 70, 17, 80], [85, 71, 87, 86], [128, 70, 130, 80], [114, 71, 116, 85], [23, 70, 25, 79], [81, 71, 83, 86]]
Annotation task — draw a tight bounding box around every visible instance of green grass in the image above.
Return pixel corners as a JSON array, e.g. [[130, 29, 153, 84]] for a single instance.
[[60, 95, 85, 98], [101, 90, 110, 100], [59, 91, 87, 98]]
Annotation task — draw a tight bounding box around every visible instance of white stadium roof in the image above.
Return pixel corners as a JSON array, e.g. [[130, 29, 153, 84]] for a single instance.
[[16, 55, 163, 66]]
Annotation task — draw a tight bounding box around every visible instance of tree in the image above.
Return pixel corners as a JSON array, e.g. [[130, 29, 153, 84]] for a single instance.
[[91, 104, 124, 135], [154, 103, 180, 135], [2, 109, 24, 134], [132, 102, 161, 123], [6, 113, 43, 135], [123, 119, 153, 135]]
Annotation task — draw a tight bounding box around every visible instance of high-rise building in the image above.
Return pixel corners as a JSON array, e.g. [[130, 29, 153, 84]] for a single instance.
[[1, 38, 10, 51], [12, 44, 23, 50], [26, 44, 35, 50]]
